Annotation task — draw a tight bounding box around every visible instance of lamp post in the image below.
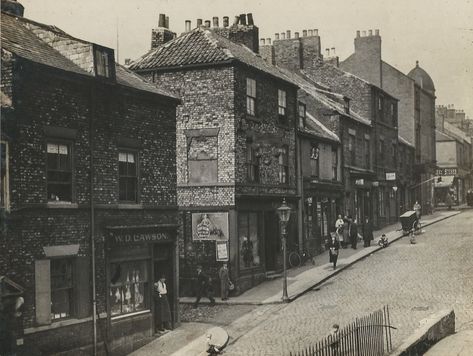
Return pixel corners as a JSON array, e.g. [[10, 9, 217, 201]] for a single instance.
[[277, 198, 292, 303]]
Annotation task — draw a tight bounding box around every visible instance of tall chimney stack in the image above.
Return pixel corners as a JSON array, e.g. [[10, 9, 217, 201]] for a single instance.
[[197, 18, 203, 26], [368, 29, 373, 36], [223, 16, 229, 27], [294, 32, 299, 39], [185, 20, 191, 32], [281, 32, 286, 40], [158, 14, 166, 27], [152, 13, 176, 49], [204, 20, 211, 28], [212, 16, 219, 27], [165, 16, 169, 29], [286, 30, 291, 39], [302, 30, 307, 37], [275, 33, 280, 40], [266, 38, 271, 44], [247, 13, 254, 25], [239, 14, 247, 25], [356, 30, 361, 37]]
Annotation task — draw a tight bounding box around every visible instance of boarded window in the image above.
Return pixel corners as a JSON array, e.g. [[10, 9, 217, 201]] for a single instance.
[[246, 78, 256, 116], [119, 151, 138, 202], [187, 136, 218, 184], [47, 142, 72, 202]]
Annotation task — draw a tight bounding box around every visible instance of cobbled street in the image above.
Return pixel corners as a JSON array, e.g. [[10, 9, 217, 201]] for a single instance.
[[216, 211, 473, 355]]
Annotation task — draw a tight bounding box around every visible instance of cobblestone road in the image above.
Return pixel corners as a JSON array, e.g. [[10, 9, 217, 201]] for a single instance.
[[222, 210, 473, 356]]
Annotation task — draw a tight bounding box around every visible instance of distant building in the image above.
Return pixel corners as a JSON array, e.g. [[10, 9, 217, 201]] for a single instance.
[[340, 30, 436, 215], [129, 14, 299, 295], [1, 2, 180, 354]]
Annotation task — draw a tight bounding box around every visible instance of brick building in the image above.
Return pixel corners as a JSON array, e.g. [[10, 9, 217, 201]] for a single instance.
[[261, 30, 399, 229], [129, 14, 299, 295], [340, 30, 436, 215], [1, 4, 180, 355]]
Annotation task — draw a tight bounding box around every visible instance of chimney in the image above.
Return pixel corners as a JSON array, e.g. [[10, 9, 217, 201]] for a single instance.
[[223, 16, 229, 27], [375, 29, 380, 36], [356, 30, 361, 37], [197, 19, 203, 26], [352, 28, 382, 87], [286, 30, 291, 39], [233, 16, 239, 25], [185, 20, 191, 32], [151, 13, 176, 49], [247, 13, 254, 26], [362, 30, 367, 36], [368, 29, 373, 36], [239, 14, 246, 25], [302, 30, 307, 37], [308, 30, 313, 36], [294, 32, 299, 39], [275, 33, 280, 40], [260, 38, 266, 45], [281, 32, 286, 40], [204, 20, 211, 28], [212, 16, 219, 27], [124, 58, 131, 65], [1, 0, 24, 17], [331, 47, 336, 56], [325, 48, 330, 57], [266, 38, 271, 44], [313, 29, 319, 36]]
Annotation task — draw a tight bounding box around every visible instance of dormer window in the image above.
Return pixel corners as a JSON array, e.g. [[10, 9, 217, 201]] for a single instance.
[[344, 98, 350, 114], [94, 45, 115, 79]]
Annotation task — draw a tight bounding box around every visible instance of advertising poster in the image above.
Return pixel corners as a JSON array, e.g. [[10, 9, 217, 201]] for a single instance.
[[192, 212, 229, 241]]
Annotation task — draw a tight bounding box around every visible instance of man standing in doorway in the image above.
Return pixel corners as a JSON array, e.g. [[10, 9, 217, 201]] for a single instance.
[[349, 216, 358, 250]]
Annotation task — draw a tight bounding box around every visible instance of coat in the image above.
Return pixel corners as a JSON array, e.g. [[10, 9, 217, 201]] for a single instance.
[[363, 222, 373, 241], [349, 222, 358, 239], [327, 239, 340, 263], [196, 271, 211, 294]]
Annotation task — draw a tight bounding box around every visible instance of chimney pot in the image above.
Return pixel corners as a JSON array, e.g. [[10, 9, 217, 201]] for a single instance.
[[165, 16, 169, 29], [314, 29, 319, 36], [197, 19, 203, 26], [375, 29, 380, 36], [275, 33, 280, 40], [260, 38, 266, 45], [247, 13, 254, 25], [368, 29, 373, 36], [239, 14, 247, 25], [295, 32, 299, 38], [125, 58, 131, 65], [286, 30, 291, 39], [185, 20, 191, 32], [158, 14, 166, 27], [204, 20, 211, 28], [302, 30, 307, 37], [266, 38, 271, 44], [331, 47, 336, 56], [281, 32, 286, 40], [212, 17, 219, 27], [223, 16, 229, 27], [308, 29, 313, 36], [233, 16, 240, 25], [362, 30, 367, 36], [325, 48, 330, 57], [356, 30, 361, 37]]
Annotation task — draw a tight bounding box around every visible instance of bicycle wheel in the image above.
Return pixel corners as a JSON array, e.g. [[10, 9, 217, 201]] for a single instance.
[[288, 251, 301, 268]]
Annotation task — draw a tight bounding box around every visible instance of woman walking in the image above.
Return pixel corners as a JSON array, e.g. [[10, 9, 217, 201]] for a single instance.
[[154, 275, 172, 332], [327, 234, 340, 270], [342, 216, 349, 249], [218, 263, 230, 301], [363, 217, 374, 247]]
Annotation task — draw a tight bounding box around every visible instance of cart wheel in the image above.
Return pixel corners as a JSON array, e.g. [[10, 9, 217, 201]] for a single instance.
[[288, 252, 301, 268]]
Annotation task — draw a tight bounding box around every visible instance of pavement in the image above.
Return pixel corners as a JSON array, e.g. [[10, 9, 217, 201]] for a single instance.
[[424, 330, 473, 355], [130, 208, 463, 356]]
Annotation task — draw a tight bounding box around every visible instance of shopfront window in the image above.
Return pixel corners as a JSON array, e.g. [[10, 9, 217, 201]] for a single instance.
[[239, 212, 260, 270], [51, 258, 73, 320], [109, 260, 149, 316]]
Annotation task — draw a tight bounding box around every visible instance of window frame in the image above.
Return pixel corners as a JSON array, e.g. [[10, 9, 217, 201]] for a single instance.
[[364, 138, 370, 169], [379, 139, 385, 162], [46, 141, 74, 203], [278, 145, 289, 184], [310, 144, 319, 178], [246, 145, 260, 183], [93, 44, 115, 80], [50, 257, 74, 321], [118, 149, 139, 203], [238, 211, 262, 271], [278, 89, 287, 125], [246, 78, 257, 116], [298, 102, 306, 129], [348, 134, 356, 165], [1, 140, 10, 211], [187, 135, 219, 184], [331, 147, 338, 180]]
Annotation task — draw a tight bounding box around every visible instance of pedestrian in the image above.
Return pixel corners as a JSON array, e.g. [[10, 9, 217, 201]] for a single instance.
[[327, 233, 340, 270], [335, 215, 344, 230], [363, 217, 373, 247], [154, 275, 172, 332], [413, 201, 421, 219], [342, 216, 349, 249], [349, 216, 358, 249], [218, 263, 230, 301], [445, 193, 453, 210], [241, 236, 254, 268], [193, 266, 215, 308]]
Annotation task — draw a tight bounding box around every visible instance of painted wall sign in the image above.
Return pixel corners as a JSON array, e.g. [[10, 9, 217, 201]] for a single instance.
[[192, 212, 229, 241], [109, 231, 172, 246]]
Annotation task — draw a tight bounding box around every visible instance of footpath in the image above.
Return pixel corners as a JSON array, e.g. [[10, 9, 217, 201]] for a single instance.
[[131, 209, 461, 356]]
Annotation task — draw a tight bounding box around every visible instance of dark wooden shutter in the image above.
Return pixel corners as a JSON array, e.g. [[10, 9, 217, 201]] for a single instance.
[[35, 259, 51, 325], [74, 256, 91, 318]]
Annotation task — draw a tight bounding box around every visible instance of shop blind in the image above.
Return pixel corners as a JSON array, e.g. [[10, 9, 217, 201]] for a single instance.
[[35, 259, 51, 325]]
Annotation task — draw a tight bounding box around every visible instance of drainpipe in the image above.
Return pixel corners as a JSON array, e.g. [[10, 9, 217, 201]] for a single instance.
[[296, 134, 304, 253], [89, 81, 97, 355]]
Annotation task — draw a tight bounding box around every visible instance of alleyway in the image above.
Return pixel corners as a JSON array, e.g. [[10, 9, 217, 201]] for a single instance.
[[223, 210, 473, 355]]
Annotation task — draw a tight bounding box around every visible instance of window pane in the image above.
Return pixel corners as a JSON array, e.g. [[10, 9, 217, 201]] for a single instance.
[[126, 177, 136, 201], [239, 212, 261, 269], [51, 259, 73, 320]]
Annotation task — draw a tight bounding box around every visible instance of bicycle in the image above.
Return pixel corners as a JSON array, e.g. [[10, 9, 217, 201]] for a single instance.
[[288, 244, 316, 268]]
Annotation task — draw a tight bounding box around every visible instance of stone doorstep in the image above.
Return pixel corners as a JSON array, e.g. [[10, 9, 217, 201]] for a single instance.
[[179, 211, 461, 306]]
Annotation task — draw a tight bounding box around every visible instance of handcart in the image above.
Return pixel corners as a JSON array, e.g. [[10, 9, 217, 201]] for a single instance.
[[400, 210, 422, 243]]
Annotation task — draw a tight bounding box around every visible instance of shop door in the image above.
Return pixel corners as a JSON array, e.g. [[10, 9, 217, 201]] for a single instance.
[[153, 244, 174, 328], [264, 211, 279, 271]]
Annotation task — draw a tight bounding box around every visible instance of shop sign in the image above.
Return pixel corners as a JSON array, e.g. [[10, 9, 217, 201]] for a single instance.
[[372, 181, 379, 187], [355, 179, 365, 186], [386, 172, 396, 181], [216, 240, 229, 261], [436, 168, 458, 176], [109, 231, 171, 246], [192, 212, 229, 241]]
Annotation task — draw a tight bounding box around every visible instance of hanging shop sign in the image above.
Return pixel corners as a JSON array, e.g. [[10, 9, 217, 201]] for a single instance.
[[192, 212, 229, 241], [355, 179, 365, 186], [385, 172, 396, 181]]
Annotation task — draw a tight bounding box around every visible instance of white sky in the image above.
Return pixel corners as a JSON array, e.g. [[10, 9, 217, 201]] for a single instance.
[[21, 0, 473, 118]]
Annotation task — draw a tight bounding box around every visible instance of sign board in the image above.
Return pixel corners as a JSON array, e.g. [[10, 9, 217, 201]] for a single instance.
[[109, 231, 172, 246], [372, 181, 379, 187], [355, 179, 365, 186], [192, 212, 229, 241], [436, 168, 458, 176], [215, 240, 229, 261], [386, 172, 396, 181]]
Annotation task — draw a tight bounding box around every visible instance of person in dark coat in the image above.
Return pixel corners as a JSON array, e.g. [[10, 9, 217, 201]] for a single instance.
[[363, 217, 374, 247], [218, 263, 230, 301], [154, 275, 172, 332], [327, 234, 340, 270], [342, 216, 350, 249], [349, 217, 358, 249], [193, 266, 215, 308]]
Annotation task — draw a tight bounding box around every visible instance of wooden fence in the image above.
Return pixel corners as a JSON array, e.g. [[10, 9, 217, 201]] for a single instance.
[[290, 306, 396, 356]]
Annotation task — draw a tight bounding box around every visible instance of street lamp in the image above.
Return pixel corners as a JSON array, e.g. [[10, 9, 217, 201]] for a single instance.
[[277, 198, 292, 303]]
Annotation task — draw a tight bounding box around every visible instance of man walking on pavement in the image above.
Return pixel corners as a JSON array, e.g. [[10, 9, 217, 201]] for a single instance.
[[194, 266, 215, 308], [349, 216, 358, 249]]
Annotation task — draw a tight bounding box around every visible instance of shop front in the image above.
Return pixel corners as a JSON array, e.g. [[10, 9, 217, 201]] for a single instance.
[[105, 224, 178, 353]]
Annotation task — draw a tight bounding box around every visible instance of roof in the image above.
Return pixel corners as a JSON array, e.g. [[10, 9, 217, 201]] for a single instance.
[[304, 112, 340, 142], [443, 122, 471, 144], [408, 61, 435, 93], [1, 12, 178, 100], [436, 129, 455, 142], [279, 68, 371, 126], [129, 27, 295, 85], [398, 135, 415, 148]]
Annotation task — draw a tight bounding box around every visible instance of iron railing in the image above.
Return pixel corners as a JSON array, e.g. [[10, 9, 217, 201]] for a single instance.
[[290, 306, 396, 356]]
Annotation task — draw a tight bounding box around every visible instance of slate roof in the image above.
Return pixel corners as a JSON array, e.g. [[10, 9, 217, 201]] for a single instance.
[[1, 12, 178, 100], [398, 135, 415, 148], [129, 27, 295, 85], [304, 112, 340, 142]]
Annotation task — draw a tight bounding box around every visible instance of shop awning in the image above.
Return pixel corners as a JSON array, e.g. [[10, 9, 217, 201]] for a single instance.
[[434, 175, 455, 188]]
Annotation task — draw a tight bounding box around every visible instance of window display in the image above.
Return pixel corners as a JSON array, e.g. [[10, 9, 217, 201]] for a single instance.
[[239, 212, 261, 269]]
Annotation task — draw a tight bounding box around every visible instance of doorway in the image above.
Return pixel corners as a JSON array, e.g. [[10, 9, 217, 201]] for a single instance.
[[264, 211, 279, 271], [153, 243, 174, 329]]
